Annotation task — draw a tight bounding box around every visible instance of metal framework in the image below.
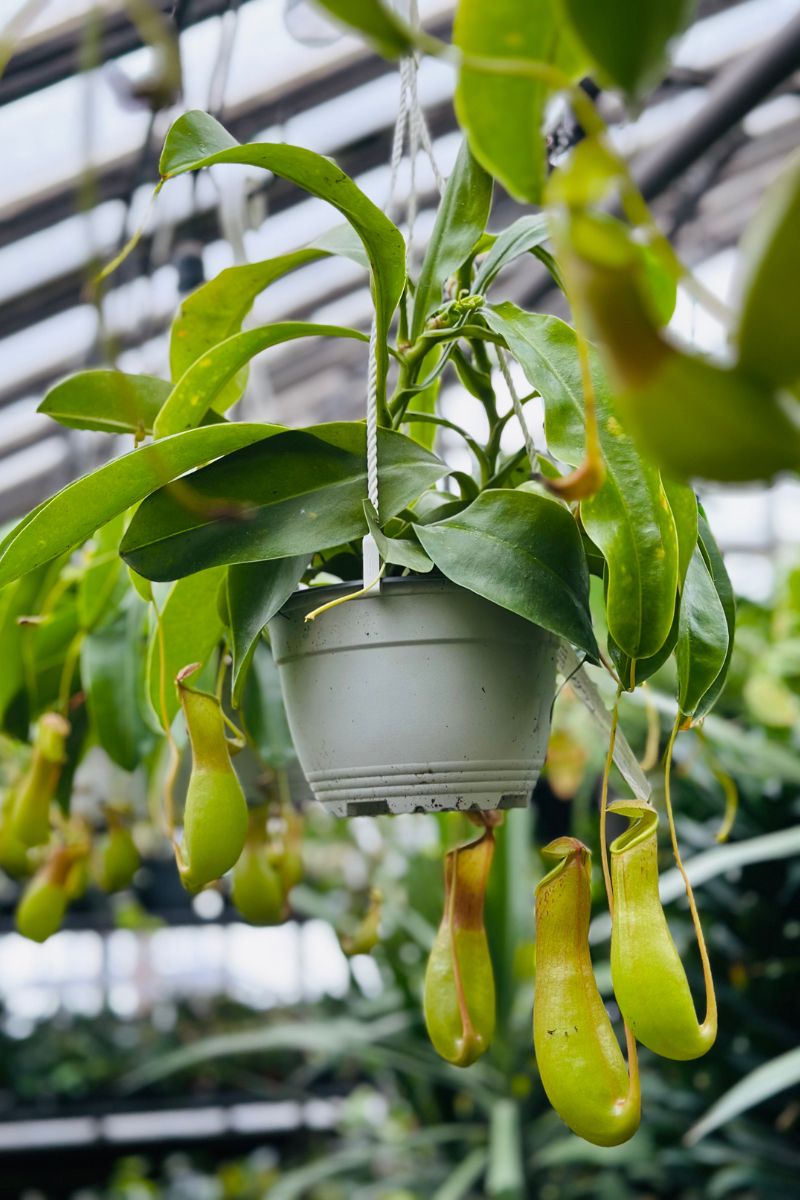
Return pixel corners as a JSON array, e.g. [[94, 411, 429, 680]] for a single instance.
[[0, 0, 799, 523]]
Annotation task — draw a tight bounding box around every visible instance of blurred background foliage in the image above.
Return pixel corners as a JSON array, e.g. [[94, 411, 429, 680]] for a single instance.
[[1, 566, 796, 1200]]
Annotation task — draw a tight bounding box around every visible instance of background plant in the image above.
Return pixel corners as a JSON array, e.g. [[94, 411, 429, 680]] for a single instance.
[[0, 0, 798, 1194]]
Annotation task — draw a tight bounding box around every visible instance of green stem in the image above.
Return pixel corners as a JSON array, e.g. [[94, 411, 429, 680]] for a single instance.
[[402, 410, 490, 477]]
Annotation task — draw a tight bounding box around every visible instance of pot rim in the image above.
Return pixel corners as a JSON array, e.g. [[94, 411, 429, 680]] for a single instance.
[[277, 573, 462, 614]]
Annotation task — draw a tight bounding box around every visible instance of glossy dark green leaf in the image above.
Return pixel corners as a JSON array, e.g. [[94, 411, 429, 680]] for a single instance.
[[159, 112, 405, 408], [364, 500, 433, 573], [561, 0, 693, 97], [663, 478, 698, 589], [169, 232, 368, 411], [609, 596, 679, 692], [241, 640, 296, 770], [146, 567, 226, 729], [155, 322, 368, 437], [414, 488, 599, 660], [485, 304, 677, 659], [38, 371, 172, 436], [411, 140, 492, 340], [694, 512, 735, 719], [454, 0, 584, 204], [735, 151, 800, 388], [227, 556, 308, 704], [473, 214, 550, 292], [81, 591, 153, 770], [0, 423, 283, 589], [121, 423, 446, 582], [676, 548, 729, 720], [311, 0, 414, 57]]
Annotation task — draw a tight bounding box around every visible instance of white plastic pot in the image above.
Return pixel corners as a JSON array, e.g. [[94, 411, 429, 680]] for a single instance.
[[268, 577, 558, 818]]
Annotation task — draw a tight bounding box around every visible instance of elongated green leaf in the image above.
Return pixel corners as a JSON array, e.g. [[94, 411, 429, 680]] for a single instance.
[[485, 305, 677, 660], [0, 561, 59, 726], [663, 478, 697, 589], [159, 112, 405, 409], [687, 1047, 800, 1146], [567, 253, 800, 481], [561, 0, 693, 97], [38, 371, 171, 436], [621, 350, 800, 482], [227, 556, 308, 703], [364, 500, 433, 573], [694, 512, 735, 718], [81, 591, 153, 770], [169, 232, 368, 410], [433, 1149, 488, 1200], [415, 488, 599, 660], [121, 423, 446, 581], [404, 345, 442, 450], [170, 250, 321, 410], [241, 640, 295, 769], [609, 594, 679, 692], [146, 567, 225, 728], [411, 139, 492, 339], [77, 514, 126, 632], [486, 1099, 524, 1200], [155, 322, 367, 437], [735, 151, 800, 388], [269, 1128, 479, 1200], [0, 423, 282, 589], [454, 0, 584, 204], [676, 548, 729, 719], [312, 0, 414, 57], [474, 214, 550, 292], [124, 1011, 410, 1089]]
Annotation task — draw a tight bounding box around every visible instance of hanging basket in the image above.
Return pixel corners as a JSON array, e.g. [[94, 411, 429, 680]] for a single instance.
[[268, 577, 558, 818]]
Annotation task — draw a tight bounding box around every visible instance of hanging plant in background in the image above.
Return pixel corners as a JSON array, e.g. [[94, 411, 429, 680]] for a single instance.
[[0, 0, 798, 1154]]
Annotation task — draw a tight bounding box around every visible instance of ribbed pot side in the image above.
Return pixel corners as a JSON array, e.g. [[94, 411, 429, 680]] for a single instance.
[[268, 577, 558, 818]]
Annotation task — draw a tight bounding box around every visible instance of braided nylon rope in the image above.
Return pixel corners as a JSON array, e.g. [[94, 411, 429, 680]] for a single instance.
[[496, 345, 539, 474], [364, 0, 443, 538]]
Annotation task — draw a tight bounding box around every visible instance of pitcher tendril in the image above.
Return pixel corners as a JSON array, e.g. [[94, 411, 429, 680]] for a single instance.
[[598, 684, 624, 915], [662, 714, 718, 1049], [609, 797, 717, 1059]]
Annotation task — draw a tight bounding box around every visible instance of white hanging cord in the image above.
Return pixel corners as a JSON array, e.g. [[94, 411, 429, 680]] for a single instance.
[[406, 0, 445, 198], [387, 61, 411, 218], [405, 62, 421, 259], [366, 323, 380, 514], [495, 346, 539, 475], [362, 0, 443, 587]]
